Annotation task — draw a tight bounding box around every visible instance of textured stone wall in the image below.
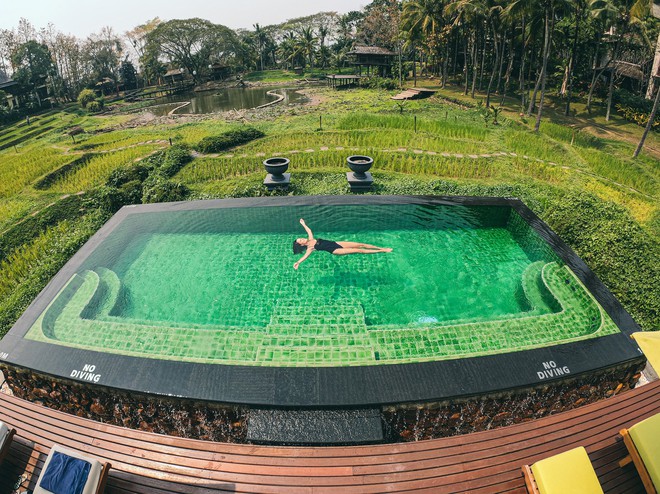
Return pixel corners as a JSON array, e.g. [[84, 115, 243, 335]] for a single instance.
[[0, 365, 247, 442], [0, 363, 644, 444], [382, 363, 644, 442]]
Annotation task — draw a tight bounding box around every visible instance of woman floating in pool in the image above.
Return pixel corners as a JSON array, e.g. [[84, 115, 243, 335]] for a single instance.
[[293, 218, 392, 270]]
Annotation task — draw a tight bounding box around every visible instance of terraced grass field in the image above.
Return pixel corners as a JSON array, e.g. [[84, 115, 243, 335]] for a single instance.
[[0, 82, 658, 337]]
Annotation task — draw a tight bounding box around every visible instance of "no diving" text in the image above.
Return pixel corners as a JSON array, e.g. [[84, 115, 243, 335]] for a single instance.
[[537, 360, 570, 380], [70, 364, 101, 383]]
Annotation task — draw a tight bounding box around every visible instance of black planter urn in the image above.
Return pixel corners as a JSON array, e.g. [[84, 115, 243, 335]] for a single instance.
[[346, 155, 373, 178], [346, 155, 374, 192], [263, 157, 291, 190]]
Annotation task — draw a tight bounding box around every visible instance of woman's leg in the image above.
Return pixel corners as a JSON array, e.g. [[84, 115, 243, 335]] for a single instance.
[[333, 247, 392, 255], [337, 241, 389, 250]]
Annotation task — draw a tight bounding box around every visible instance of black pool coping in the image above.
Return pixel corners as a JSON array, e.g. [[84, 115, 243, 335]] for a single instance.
[[0, 196, 645, 408]]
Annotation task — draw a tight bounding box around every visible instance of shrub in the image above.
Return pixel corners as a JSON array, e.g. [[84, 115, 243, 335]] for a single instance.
[[614, 89, 652, 113], [142, 177, 190, 203], [87, 186, 130, 214], [613, 89, 660, 130], [615, 104, 660, 131], [77, 89, 96, 108], [0, 212, 108, 337], [542, 193, 660, 331], [119, 180, 144, 205], [138, 149, 167, 170], [195, 127, 265, 154], [362, 77, 398, 90], [106, 164, 151, 188], [160, 145, 192, 177], [87, 99, 104, 113]]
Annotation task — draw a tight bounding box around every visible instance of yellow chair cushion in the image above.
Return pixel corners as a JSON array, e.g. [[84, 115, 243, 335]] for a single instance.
[[629, 412, 660, 490], [531, 446, 604, 494], [632, 331, 660, 373]]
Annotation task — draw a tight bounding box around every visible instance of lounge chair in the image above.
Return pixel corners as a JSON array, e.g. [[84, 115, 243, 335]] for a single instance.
[[33, 444, 111, 494], [620, 412, 660, 494], [631, 331, 660, 374], [521, 446, 604, 494], [0, 420, 16, 464]]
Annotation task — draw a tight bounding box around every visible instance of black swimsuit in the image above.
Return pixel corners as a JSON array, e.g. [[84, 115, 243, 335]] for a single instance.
[[314, 238, 342, 253]]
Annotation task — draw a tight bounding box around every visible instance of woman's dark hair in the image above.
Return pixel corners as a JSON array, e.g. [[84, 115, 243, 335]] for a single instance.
[[293, 240, 305, 254]]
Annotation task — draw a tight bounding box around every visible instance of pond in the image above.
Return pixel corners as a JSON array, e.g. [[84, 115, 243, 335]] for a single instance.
[[147, 87, 308, 116]]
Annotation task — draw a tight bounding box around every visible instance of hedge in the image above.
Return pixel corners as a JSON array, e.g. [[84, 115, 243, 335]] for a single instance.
[[195, 127, 265, 154]]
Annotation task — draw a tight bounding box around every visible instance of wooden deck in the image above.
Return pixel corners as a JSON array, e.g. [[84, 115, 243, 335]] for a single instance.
[[0, 380, 658, 494]]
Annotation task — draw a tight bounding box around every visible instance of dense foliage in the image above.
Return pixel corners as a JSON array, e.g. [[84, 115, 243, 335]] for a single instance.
[[195, 127, 265, 153], [77, 89, 96, 108], [541, 193, 660, 331], [93, 145, 192, 213], [143, 18, 239, 82]]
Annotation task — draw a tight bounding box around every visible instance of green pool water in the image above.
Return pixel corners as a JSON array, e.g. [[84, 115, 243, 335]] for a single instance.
[[26, 203, 620, 366]]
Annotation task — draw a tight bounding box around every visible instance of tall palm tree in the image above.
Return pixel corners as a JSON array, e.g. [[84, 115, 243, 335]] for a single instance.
[[445, 0, 488, 98], [633, 80, 660, 157], [563, 0, 588, 116], [483, 0, 505, 108], [402, 0, 444, 41], [253, 23, 267, 71], [296, 27, 318, 70], [277, 31, 297, 70], [402, 0, 445, 84], [318, 25, 330, 69], [502, 0, 539, 111], [589, 0, 650, 120]]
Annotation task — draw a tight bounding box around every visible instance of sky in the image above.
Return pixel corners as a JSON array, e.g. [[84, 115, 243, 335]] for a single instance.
[[1, 0, 366, 38]]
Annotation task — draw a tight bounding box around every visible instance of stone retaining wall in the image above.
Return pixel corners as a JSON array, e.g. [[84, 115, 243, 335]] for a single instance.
[[0, 362, 644, 444], [0, 365, 247, 442], [382, 363, 644, 442]]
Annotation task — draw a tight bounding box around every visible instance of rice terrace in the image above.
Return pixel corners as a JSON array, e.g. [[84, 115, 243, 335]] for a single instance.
[[0, 2, 659, 493]]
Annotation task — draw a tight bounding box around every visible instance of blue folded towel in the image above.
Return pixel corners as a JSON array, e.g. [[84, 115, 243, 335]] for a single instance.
[[39, 451, 91, 494]]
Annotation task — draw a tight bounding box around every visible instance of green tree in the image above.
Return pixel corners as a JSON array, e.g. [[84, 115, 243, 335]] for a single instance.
[[278, 31, 302, 69], [83, 27, 122, 84], [11, 40, 54, 106], [358, 0, 402, 51], [145, 18, 238, 82], [125, 18, 161, 66], [589, 0, 651, 120], [119, 60, 137, 90], [445, 0, 488, 97], [253, 23, 267, 71], [295, 27, 318, 70]]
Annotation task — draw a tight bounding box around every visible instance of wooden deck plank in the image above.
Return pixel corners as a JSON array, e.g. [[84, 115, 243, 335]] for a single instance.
[[0, 380, 657, 493]]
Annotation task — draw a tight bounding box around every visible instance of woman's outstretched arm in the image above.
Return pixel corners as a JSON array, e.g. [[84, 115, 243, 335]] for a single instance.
[[299, 218, 314, 239], [294, 248, 313, 270]]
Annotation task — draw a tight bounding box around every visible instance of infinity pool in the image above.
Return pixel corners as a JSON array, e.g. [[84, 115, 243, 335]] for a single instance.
[[23, 199, 620, 367]]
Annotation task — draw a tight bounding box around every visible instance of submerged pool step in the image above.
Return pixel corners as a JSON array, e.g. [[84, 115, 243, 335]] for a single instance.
[[261, 300, 373, 363], [78, 268, 122, 320], [255, 344, 375, 365], [266, 323, 370, 337], [261, 333, 372, 347], [521, 261, 561, 315], [94, 267, 121, 317], [267, 300, 368, 333]]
